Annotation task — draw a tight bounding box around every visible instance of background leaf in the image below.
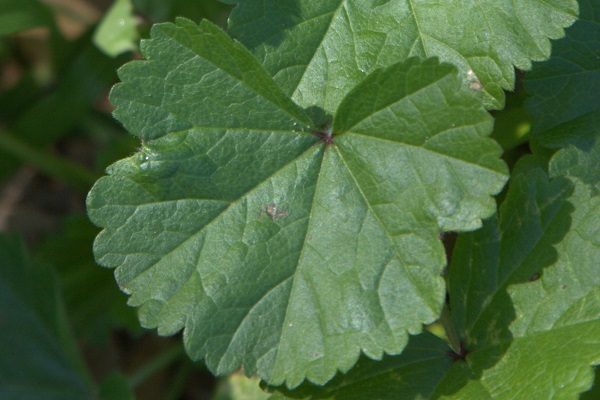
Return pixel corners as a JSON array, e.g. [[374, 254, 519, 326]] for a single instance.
[[226, 0, 578, 112], [525, 0, 600, 149], [98, 371, 135, 400], [88, 19, 507, 388], [0, 0, 52, 37], [36, 215, 141, 346], [267, 332, 453, 400], [0, 234, 94, 399], [214, 374, 270, 400], [94, 0, 139, 57], [437, 160, 600, 399], [0, 34, 127, 180], [133, 0, 231, 25]]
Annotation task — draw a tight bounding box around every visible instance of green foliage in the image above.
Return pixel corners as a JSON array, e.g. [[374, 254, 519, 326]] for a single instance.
[[0, 234, 94, 399], [267, 152, 600, 398], [526, 0, 599, 149], [36, 215, 141, 346], [98, 372, 135, 400], [134, 0, 231, 25], [268, 332, 453, 399], [0, 0, 52, 37], [214, 374, 271, 400], [94, 0, 139, 57], [441, 164, 600, 399], [87, 18, 508, 387], [225, 0, 578, 111], [1, 0, 599, 398]]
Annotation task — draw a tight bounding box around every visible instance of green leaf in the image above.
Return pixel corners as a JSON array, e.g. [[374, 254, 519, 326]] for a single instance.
[[267, 332, 453, 400], [87, 19, 507, 387], [440, 164, 600, 398], [0, 234, 94, 399], [581, 367, 600, 400], [0, 34, 127, 180], [94, 0, 139, 57], [98, 371, 135, 400], [133, 0, 231, 24], [226, 0, 578, 112], [525, 0, 600, 149], [0, 0, 52, 37], [36, 215, 141, 346], [214, 374, 270, 400], [549, 139, 600, 196]]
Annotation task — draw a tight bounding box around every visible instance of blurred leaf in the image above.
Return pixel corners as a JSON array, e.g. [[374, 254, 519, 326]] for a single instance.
[[99, 371, 135, 400], [36, 215, 141, 346], [214, 374, 270, 400], [0, 234, 94, 399], [526, 0, 600, 149], [0, 0, 52, 37], [489, 78, 533, 153], [11, 34, 124, 143], [94, 0, 139, 57], [0, 29, 127, 180], [134, 0, 231, 25], [78, 113, 139, 171]]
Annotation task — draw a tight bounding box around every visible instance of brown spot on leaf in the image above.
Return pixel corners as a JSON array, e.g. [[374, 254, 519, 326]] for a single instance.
[[260, 204, 288, 220]]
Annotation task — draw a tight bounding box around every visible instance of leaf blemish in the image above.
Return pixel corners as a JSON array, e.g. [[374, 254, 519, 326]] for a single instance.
[[259, 204, 288, 220], [466, 69, 483, 91], [529, 272, 541, 281]]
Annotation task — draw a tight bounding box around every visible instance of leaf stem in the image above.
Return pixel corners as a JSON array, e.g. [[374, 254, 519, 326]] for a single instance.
[[164, 359, 193, 400], [0, 128, 98, 192], [440, 304, 461, 355], [128, 342, 186, 390]]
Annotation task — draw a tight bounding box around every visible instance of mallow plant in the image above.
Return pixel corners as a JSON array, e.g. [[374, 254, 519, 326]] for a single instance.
[[85, 0, 600, 398]]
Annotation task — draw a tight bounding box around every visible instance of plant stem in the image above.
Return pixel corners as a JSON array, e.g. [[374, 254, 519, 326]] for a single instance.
[[0, 128, 98, 192], [164, 359, 193, 400], [440, 304, 461, 354], [128, 343, 185, 390]]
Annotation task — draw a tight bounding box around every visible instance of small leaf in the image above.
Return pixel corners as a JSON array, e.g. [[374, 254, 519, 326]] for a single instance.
[[526, 0, 600, 149], [0, 234, 94, 399], [94, 0, 139, 57], [214, 373, 270, 400], [88, 19, 507, 387], [226, 0, 578, 111]]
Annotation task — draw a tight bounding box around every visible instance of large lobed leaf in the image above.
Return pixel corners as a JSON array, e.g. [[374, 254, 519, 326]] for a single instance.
[[87, 19, 507, 387], [226, 0, 578, 111]]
